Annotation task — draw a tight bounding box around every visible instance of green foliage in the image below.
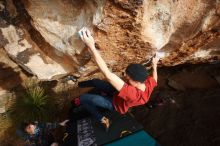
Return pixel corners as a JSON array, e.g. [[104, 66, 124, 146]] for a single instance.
[[10, 79, 55, 125]]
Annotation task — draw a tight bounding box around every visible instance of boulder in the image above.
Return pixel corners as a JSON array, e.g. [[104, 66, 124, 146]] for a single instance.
[[0, 0, 220, 80], [0, 24, 67, 80]]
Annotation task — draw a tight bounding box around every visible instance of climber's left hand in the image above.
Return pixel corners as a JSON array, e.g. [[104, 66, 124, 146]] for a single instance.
[[152, 56, 159, 68]]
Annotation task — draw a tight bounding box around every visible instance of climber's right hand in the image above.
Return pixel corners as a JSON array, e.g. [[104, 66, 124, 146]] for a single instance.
[[81, 27, 95, 49]]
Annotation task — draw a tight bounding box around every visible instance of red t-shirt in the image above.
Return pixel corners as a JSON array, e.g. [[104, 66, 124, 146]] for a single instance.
[[113, 76, 157, 114]]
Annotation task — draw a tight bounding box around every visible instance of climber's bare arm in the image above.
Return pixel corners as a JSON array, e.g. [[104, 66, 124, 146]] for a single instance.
[[81, 28, 124, 91], [88, 46, 124, 91], [151, 56, 159, 83]]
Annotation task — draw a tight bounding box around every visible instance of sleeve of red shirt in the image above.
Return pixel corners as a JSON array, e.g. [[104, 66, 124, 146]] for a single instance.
[[146, 76, 157, 94]]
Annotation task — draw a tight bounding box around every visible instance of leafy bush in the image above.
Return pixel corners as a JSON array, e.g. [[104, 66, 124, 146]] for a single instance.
[[10, 79, 55, 124]]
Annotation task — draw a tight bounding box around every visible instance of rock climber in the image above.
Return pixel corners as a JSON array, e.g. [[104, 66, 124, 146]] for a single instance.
[[74, 28, 159, 131]]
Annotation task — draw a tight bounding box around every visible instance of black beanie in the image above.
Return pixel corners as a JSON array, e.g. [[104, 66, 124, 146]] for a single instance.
[[125, 63, 148, 83]]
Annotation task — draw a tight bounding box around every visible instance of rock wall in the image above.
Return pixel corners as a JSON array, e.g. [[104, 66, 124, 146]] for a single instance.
[[0, 0, 220, 80], [0, 24, 66, 80], [0, 47, 26, 113]]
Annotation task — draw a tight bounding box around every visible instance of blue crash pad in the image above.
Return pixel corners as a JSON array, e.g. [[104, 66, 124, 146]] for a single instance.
[[105, 130, 159, 146]]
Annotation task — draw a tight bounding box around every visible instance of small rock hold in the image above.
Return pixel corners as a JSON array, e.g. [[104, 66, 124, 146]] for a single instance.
[[67, 80, 76, 85]]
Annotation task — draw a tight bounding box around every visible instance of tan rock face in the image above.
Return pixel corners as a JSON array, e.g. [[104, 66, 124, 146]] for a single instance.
[[0, 0, 220, 80], [0, 47, 26, 98], [143, 0, 220, 66], [0, 24, 67, 80], [23, 0, 104, 56]]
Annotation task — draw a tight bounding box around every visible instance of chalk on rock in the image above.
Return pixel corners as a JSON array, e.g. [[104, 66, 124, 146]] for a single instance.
[[78, 27, 84, 39], [78, 66, 87, 73], [156, 51, 166, 59]]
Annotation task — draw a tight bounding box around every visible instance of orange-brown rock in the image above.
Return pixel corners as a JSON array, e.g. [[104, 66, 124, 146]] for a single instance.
[[0, 0, 220, 80]]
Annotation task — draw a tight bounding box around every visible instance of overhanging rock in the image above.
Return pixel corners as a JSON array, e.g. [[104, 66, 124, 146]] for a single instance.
[[0, 24, 67, 80], [1, 0, 220, 80]]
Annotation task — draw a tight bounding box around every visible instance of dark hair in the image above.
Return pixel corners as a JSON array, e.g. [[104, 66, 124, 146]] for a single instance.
[[21, 121, 35, 131], [125, 63, 148, 83]]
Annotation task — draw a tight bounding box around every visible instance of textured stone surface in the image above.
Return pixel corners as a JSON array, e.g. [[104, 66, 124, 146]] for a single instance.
[[0, 24, 67, 80], [23, 0, 103, 56], [0, 47, 26, 107], [0, 90, 12, 113], [0, 48, 25, 90], [0, 0, 220, 80]]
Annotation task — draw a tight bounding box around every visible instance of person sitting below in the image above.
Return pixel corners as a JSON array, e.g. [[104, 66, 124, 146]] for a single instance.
[[76, 28, 159, 131], [16, 120, 69, 146]]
